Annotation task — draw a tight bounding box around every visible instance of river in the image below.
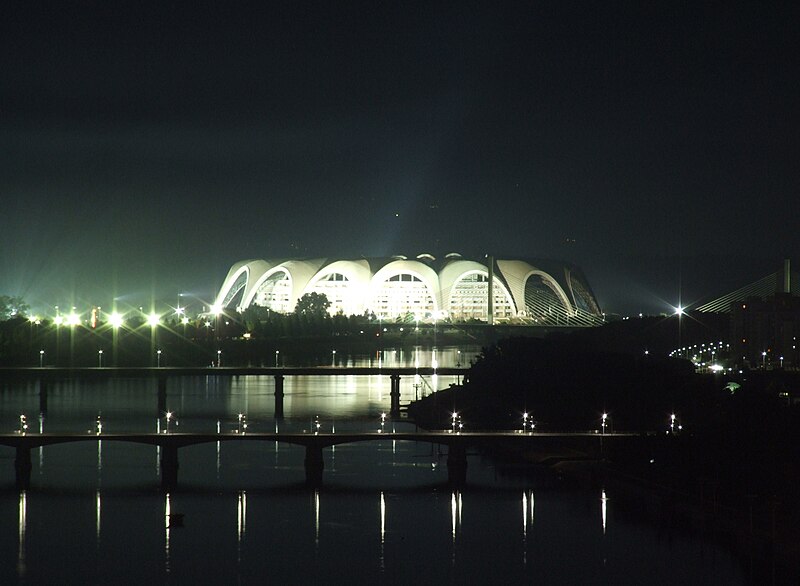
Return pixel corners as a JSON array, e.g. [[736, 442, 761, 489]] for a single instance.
[[0, 346, 747, 584]]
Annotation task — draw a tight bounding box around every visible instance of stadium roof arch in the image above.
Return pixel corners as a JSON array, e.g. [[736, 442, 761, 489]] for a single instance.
[[214, 254, 602, 325]]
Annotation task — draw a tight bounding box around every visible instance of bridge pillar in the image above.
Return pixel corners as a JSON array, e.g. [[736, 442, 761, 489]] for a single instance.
[[390, 374, 401, 417], [304, 444, 324, 487], [274, 375, 285, 419], [15, 446, 32, 490], [160, 444, 179, 491], [39, 380, 48, 414], [447, 443, 468, 487], [157, 376, 167, 414]]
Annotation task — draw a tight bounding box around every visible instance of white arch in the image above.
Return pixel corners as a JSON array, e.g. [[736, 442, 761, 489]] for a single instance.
[[214, 261, 251, 310], [302, 259, 372, 315], [439, 259, 516, 319], [369, 260, 441, 317], [496, 260, 574, 317], [241, 259, 325, 310]]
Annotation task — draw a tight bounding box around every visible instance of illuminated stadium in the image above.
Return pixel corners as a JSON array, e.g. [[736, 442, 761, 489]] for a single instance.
[[214, 253, 602, 326]]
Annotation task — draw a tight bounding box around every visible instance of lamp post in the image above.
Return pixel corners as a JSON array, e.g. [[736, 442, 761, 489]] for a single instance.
[[39, 350, 44, 368], [98, 349, 103, 367], [275, 350, 279, 367], [601, 412, 608, 435], [762, 351, 767, 369], [157, 349, 162, 368], [217, 349, 222, 367]]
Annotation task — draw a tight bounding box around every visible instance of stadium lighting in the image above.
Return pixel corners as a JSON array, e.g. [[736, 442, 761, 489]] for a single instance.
[[108, 312, 124, 328]]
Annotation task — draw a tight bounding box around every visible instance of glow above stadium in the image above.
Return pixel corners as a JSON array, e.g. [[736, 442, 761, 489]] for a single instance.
[[214, 253, 602, 325]]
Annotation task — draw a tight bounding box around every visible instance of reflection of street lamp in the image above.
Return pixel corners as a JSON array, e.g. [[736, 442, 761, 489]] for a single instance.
[[217, 349, 222, 367], [39, 350, 44, 367], [157, 349, 162, 367], [332, 349, 336, 366], [275, 350, 280, 367], [98, 349, 103, 367], [762, 351, 767, 369]]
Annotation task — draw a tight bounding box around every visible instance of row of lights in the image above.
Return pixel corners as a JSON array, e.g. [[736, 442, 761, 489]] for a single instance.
[[14, 410, 682, 436]]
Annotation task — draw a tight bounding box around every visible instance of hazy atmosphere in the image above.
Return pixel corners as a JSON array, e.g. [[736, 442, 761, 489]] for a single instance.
[[2, 3, 798, 314]]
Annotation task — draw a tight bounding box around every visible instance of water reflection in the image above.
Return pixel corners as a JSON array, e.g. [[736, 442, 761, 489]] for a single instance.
[[380, 492, 386, 573], [451, 491, 462, 540], [95, 490, 101, 542], [17, 491, 26, 578], [0, 361, 752, 585], [237, 491, 247, 543], [165, 492, 171, 575], [38, 414, 44, 471], [313, 490, 320, 551]]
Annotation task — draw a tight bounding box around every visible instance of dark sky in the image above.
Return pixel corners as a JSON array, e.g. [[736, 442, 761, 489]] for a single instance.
[[2, 2, 798, 314]]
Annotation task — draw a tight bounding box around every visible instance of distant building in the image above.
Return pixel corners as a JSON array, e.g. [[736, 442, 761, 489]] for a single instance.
[[213, 253, 602, 325], [729, 260, 800, 367]]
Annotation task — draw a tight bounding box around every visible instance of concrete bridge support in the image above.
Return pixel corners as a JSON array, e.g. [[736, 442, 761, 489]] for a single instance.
[[304, 445, 324, 487], [390, 374, 401, 417], [38, 380, 48, 414], [15, 446, 32, 490], [160, 444, 179, 491], [274, 375, 285, 419], [157, 377, 167, 414], [447, 444, 468, 487]]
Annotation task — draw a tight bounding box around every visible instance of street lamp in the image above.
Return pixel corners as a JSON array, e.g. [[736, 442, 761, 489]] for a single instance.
[[98, 349, 103, 367], [601, 413, 608, 435], [217, 349, 222, 367], [762, 351, 767, 369], [451, 412, 458, 433], [332, 349, 336, 366], [39, 350, 44, 367], [275, 350, 280, 367], [157, 349, 162, 367]]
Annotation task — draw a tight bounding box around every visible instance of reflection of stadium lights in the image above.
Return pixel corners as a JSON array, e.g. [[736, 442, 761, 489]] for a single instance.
[[147, 313, 160, 327], [67, 313, 81, 326], [53, 315, 64, 326], [211, 303, 222, 316]]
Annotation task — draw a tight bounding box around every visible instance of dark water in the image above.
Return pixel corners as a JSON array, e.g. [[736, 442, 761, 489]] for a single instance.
[[0, 347, 746, 584]]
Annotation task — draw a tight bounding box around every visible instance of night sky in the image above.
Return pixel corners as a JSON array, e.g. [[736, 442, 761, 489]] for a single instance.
[[2, 2, 798, 315]]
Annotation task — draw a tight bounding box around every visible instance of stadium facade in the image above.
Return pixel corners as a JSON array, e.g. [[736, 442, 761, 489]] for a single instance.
[[214, 253, 602, 326]]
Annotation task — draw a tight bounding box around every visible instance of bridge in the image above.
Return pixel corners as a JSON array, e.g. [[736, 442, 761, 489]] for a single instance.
[[0, 431, 632, 490], [0, 366, 469, 416]]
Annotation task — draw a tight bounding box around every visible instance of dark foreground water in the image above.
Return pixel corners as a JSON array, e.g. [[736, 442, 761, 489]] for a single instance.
[[0, 347, 746, 584]]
